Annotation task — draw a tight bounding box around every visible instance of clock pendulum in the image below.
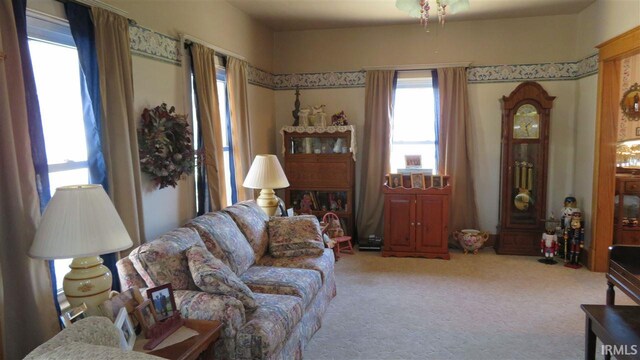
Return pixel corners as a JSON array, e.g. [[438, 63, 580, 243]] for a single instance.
[[514, 161, 534, 211]]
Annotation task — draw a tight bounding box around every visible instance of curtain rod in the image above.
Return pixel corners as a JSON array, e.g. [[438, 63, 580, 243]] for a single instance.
[[180, 34, 246, 61], [52, 0, 134, 23], [362, 62, 472, 71]]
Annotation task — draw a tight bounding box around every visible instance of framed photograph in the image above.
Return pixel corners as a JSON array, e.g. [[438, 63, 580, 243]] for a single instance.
[[147, 284, 177, 321], [636, 127, 640, 137], [432, 175, 443, 188], [389, 173, 403, 188], [404, 155, 422, 169], [115, 307, 136, 350], [60, 302, 87, 328], [410, 173, 424, 189], [134, 299, 158, 336], [98, 287, 144, 323]]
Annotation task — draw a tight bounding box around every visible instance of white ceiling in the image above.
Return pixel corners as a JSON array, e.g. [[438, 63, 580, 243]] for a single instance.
[[225, 0, 595, 31]]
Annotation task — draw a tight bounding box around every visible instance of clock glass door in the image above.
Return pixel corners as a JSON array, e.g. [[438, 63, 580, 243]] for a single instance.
[[513, 104, 540, 139]]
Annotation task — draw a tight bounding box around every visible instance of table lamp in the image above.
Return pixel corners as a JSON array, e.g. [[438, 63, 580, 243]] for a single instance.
[[243, 154, 290, 216], [30, 185, 133, 313]]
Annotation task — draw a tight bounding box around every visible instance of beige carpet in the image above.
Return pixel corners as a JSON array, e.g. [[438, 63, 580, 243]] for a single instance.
[[304, 249, 635, 360]]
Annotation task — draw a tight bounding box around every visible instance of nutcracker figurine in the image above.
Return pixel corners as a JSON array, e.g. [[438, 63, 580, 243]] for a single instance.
[[559, 196, 580, 258], [539, 215, 560, 265], [565, 212, 585, 269]]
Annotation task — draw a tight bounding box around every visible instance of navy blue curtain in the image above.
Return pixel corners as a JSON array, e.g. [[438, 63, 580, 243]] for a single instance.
[[432, 69, 440, 170], [11, 0, 60, 324], [64, 2, 120, 292]]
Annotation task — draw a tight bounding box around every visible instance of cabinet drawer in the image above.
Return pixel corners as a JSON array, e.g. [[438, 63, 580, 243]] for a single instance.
[[285, 161, 352, 188], [619, 230, 640, 245], [624, 181, 640, 194]]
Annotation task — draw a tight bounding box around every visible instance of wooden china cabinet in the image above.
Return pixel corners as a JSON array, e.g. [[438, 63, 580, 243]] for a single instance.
[[382, 175, 451, 259], [496, 82, 555, 255], [282, 126, 356, 236]]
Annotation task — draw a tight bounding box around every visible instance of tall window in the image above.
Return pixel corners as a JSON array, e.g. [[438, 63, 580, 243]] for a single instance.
[[191, 61, 237, 210], [28, 14, 89, 292], [391, 71, 437, 172]]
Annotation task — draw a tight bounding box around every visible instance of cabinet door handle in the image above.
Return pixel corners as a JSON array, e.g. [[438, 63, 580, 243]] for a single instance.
[[417, 222, 421, 226], [411, 222, 415, 226]]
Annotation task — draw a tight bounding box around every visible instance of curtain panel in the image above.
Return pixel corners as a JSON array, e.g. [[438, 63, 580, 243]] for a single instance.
[[226, 57, 254, 202], [190, 43, 227, 210], [0, 0, 59, 357], [356, 70, 396, 239], [91, 8, 145, 253], [436, 67, 479, 243]]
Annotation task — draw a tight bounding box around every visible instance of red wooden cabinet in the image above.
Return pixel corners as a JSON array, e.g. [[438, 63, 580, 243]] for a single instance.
[[382, 179, 450, 260]]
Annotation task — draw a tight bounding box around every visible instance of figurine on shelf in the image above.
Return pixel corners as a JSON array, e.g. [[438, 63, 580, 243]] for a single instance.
[[299, 193, 313, 214], [331, 110, 348, 126], [291, 87, 301, 126], [539, 215, 559, 264], [565, 212, 585, 269], [298, 108, 310, 127]]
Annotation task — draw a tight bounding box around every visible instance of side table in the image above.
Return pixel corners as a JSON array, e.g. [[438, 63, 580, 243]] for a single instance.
[[581, 304, 640, 360], [135, 319, 222, 360]]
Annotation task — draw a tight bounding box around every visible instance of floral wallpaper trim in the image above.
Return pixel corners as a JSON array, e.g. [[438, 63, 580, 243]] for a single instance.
[[129, 24, 181, 65], [125, 24, 599, 87]]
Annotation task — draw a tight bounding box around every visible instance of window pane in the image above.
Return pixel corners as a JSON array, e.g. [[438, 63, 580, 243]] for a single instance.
[[223, 150, 232, 206], [393, 86, 435, 143], [54, 259, 72, 290], [49, 168, 90, 196], [390, 144, 436, 173], [29, 39, 87, 164], [217, 79, 228, 148]]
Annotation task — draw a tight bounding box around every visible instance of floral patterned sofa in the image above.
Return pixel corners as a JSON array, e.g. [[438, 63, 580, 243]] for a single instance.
[[117, 201, 336, 360]]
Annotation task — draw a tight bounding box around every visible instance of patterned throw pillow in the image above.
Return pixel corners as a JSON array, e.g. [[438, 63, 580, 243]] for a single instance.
[[267, 215, 325, 258], [186, 246, 257, 311]]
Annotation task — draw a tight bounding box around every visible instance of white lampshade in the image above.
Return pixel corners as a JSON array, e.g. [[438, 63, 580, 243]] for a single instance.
[[243, 154, 290, 190], [30, 184, 133, 259]]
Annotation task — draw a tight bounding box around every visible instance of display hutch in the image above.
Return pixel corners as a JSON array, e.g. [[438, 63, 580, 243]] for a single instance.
[[282, 126, 356, 236], [496, 82, 555, 256], [614, 172, 640, 245], [382, 175, 451, 260]]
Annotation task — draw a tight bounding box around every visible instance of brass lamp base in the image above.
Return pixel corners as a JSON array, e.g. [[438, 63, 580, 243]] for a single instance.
[[256, 188, 279, 217], [63, 256, 113, 315]]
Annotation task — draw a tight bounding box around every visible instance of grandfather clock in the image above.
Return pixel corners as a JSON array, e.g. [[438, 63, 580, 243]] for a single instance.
[[497, 82, 555, 255]]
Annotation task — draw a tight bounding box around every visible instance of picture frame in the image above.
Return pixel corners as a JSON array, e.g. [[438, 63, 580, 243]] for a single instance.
[[410, 173, 425, 189], [147, 284, 177, 322], [60, 302, 87, 328], [133, 299, 158, 337], [636, 127, 640, 137], [98, 287, 144, 323], [432, 175, 443, 188], [389, 173, 403, 188], [115, 307, 136, 350], [404, 155, 422, 169]]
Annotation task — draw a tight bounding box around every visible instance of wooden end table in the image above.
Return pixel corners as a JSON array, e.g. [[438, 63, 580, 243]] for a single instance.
[[135, 319, 222, 360], [581, 305, 640, 360]]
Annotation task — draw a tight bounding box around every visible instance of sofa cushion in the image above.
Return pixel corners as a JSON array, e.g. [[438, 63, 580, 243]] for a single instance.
[[256, 248, 335, 284], [236, 293, 304, 360], [128, 227, 204, 290], [185, 212, 255, 275], [186, 246, 257, 311], [240, 266, 322, 308], [223, 201, 269, 260], [267, 215, 325, 258]]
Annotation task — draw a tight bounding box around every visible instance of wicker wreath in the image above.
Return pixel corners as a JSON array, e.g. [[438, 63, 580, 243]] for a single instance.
[[138, 103, 195, 189]]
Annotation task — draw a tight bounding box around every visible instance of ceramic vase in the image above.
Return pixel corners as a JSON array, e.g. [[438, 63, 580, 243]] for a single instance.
[[453, 229, 489, 254]]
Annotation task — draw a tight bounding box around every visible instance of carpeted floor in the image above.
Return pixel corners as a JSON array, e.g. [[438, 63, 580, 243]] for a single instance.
[[303, 248, 634, 360]]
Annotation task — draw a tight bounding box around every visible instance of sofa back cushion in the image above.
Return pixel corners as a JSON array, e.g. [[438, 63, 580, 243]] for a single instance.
[[128, 227, 204, 290], [186, 245, 257, 311], [267, 215, 324, 257], [223, 201, 269, 260], [185, 212, 255, 275]]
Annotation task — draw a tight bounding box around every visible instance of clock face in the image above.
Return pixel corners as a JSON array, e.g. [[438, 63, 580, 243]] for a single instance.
[[513, 104, 540, 139]]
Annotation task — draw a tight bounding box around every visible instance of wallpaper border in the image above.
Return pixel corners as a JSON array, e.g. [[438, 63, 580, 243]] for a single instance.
[[125, 24, 599, 89]]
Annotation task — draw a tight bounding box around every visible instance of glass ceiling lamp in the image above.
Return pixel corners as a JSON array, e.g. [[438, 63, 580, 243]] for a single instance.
[[396, 0, 469, 29]]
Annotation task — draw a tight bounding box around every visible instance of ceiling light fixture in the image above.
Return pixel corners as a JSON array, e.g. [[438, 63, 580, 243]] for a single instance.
[[396, 0, 469, 29]]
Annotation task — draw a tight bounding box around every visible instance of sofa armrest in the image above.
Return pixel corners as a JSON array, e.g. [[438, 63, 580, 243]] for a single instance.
[[117, 256, 147, 291], [174, 290, 245, 337], [25, 317, 121, 359]]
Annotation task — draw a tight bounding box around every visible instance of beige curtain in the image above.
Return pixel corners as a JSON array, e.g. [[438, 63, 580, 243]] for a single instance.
[[356, 70, 396, 238], [0, 1, 59, 357], [92, 8, 145, 250], [437, 67, 479, 243], [226, 57, 254, 202], [191, 43, 227, 209]]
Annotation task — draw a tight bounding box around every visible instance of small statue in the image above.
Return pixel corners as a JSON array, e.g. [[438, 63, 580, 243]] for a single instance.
[[560, 196, 579, 231], [565, 212, 585, 269], [326, 217, 344, 238], [539, 229, 558, 264], [292, 87, 301, 126], [298, 108, 310, 127], [299, 193, 313, 214]]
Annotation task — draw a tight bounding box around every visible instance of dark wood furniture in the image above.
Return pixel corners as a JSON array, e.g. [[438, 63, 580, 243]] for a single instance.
[[283, 127, 356, 237], [497, 82, 555, 256], [382, 175, 451, 260], [606, 245, 640, 305], [614, 174, 640, 245], [136, 319, 222, 360], [581, 305, 640, 360]]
